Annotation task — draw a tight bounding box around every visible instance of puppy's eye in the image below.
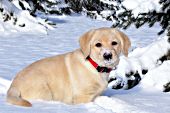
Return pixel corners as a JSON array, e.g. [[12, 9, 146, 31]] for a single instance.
[[95, 43, 102, 47], [111, 41, 118, 46]]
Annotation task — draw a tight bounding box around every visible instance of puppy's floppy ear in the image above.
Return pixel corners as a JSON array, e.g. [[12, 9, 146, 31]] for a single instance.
[[79, 30, 95, 58], [115, 29, 131, 57]]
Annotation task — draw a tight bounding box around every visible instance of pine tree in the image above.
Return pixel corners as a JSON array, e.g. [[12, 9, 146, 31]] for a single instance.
[[65, 0, 169, 36], [65, 0, 83, 13], [0, 0, 25, 27], [65, 0, 122, 20], [112, 0, 170, 35], [1, 0, 169, 35], [12, 0, 71, 16]]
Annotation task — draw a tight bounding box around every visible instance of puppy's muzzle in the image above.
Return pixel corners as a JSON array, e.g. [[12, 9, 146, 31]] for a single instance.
[[103, 53, 112, 60]]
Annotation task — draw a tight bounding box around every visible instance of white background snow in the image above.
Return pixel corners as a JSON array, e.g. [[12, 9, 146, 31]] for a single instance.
[[0, 0, 170, 113]]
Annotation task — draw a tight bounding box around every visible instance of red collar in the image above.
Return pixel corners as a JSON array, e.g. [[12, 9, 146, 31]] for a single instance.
[[87, 56, 113, 73]]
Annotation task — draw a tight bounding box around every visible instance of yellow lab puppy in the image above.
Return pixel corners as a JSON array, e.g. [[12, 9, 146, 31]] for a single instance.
[[7, 27, 131, 107]]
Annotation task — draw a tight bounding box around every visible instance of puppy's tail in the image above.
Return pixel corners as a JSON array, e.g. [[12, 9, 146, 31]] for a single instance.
[[6, 87, 32, 107]]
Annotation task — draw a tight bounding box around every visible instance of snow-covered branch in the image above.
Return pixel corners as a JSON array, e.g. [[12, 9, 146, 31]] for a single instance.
[[0, 0, 53, 34]]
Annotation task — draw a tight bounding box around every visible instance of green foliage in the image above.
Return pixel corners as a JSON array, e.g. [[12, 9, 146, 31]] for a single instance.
[[65, 0, 169, 36], [112, 0, 170, 35], [0, 1, 21, 27], [65, 0, 83, 13], [2, 0, 169, 35], [23, 0, 71, 16]]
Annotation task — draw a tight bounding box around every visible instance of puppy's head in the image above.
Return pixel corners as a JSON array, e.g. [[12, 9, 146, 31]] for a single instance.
[[79, 27, 131, 67]]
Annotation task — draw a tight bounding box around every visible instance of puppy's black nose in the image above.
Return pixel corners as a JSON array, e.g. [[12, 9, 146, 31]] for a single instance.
[[103, 53, 112, 60]]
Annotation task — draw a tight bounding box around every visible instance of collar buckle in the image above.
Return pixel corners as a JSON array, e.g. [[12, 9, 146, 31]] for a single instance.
[[96, 66, 112, 73]]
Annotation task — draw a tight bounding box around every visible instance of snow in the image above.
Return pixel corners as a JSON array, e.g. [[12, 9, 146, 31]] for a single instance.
[[0, 14, 170, 113], [140, 60, 170, 90], [82, 0, 161, 22], [0, 0, 53, 34], [0, 0, 170, 113], [100, 0, 118, 6], [12, 0, 31, 10], [48, 0, 57, 3], [122, 0, 161, 17]]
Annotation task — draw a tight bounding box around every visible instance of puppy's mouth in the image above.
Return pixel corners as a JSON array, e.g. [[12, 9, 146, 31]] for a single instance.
[[104, 59, 114, 65], [102, 52, 117, 66]]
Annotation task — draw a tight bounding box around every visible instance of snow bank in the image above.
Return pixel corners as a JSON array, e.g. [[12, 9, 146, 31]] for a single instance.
[[141, 61, 170, 91], [0, 77, 11, 96], [0, 0, 53, 35], [109, 36, 170, 91]]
